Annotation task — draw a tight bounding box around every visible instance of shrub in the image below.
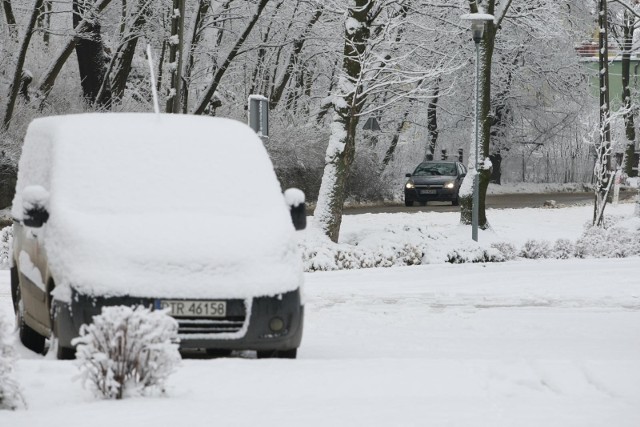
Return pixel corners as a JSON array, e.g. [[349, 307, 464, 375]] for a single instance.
[[490, 242, 518, 261], [552, 238, 575, 259], [0, 226, 12, 270], [302, 242, 424, 271], [73, 306, 181, 400], [576, 224, 640, 258], [519, 239, 551, 259], [0, 314, 24, 410], [446, 247, 504, 264]]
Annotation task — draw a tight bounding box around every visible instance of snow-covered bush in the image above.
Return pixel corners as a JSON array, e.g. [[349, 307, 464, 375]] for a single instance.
[[0, 226, 12, 269], [302, 242, 424, 271], [519, 239, 552, 259], [575, 219, 640, 258], [0, 314, 24, 410], [73, 306, 181, 400], [446, 247, 504, 264], [490, 242, 518, 260], [552, 238, 575, 259]]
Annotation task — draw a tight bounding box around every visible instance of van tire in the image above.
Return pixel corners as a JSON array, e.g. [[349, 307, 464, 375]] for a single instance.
[[14, 272, 46, 354]]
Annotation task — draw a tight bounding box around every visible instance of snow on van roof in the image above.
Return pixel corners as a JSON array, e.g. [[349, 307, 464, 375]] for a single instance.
[[14, 113, 302, 300], [17, 113, 281, 213]]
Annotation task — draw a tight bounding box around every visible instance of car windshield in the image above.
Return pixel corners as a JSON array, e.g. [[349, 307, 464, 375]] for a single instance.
[[413, 163, 456, 176]]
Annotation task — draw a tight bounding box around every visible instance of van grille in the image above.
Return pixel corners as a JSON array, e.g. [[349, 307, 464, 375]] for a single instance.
[[176, 316, 246, 335]]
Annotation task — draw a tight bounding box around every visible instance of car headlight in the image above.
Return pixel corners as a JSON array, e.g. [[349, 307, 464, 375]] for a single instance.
[[405, 181, 414, 189], [444, 182, 455, 189]]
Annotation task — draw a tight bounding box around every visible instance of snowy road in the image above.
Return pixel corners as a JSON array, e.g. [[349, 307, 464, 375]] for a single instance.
[[1, 258, 639, 426]]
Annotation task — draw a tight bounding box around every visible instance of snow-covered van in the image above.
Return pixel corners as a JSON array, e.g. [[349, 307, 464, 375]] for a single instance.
[[11, 113, 305, 359]]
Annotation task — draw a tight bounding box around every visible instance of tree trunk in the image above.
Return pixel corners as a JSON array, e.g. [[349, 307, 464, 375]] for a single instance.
[[192, 0, 270, 115], [594, 0, 612, 226], [2, 0, 44, 131], [425, 79, 440, 160], [382, 108, 410, 169], [314, 0, 374, 243], [315, 60, 338, 124], [37, 0, 52, 46], [108, 0, 150, 103], [621, 10, 637, 178], [165, 0, 185, 113], [181, 0, 213, 112], [73, 0, 112, 107], [2, 0, 18, 39], [35, 0, 113, 106], [156, 39, 167, 93]]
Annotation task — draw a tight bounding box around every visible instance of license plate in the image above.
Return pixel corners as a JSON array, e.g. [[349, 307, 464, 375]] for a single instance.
[[420, 189, 437, 194], [156, 300, 227, 318]]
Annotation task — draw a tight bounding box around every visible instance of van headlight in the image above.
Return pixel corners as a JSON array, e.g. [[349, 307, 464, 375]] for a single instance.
[[444, 182, 454, 189], [405, 181, 415, 189]]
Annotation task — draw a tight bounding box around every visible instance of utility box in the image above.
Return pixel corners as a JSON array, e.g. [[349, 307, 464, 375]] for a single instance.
[[248, 95, 269, 140]]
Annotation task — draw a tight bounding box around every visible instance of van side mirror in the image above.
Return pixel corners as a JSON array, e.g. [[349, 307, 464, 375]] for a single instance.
[[22, 185, 50, 228], [405, 173, 411, 178], [284, 188, 306, 231]]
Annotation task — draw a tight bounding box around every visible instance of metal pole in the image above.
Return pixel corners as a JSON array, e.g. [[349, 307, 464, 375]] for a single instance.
[[472, 42, 480, 242]]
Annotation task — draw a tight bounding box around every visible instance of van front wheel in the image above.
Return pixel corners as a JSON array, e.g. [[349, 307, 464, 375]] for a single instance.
[[15, 284, 46, 354]]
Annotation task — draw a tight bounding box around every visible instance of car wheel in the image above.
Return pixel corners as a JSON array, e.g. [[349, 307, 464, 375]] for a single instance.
[[404, 200, 414, 207], [257, 349, 297, 359], [15, 282, 46, 354]]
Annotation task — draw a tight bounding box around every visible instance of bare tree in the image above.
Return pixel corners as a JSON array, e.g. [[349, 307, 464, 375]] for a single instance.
[[165, 0, 185, 113], [192, 0, 270, 115], [609, 0, 639, 178], [313, 0, 377, 242], [269, 5, 323, 110], [2, 0, 18, 40], [35, 0, 113, 108], [2, 0, 44, 131], [593, 0, 613, 226], [103, 0, 154, 104]]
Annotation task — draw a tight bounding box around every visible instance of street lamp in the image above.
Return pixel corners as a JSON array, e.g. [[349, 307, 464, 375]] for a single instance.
[[461, 12, 493, 242]]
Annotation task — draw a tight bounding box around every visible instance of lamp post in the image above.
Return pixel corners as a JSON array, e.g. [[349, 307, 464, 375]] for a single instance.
[[461, 13, 493, 242]]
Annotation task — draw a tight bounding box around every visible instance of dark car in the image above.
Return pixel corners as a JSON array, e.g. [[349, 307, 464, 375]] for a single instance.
[[404, 161, 467, 206]]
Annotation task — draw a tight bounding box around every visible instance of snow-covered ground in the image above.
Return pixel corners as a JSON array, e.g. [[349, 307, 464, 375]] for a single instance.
[[1, 201, 639, 426]]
